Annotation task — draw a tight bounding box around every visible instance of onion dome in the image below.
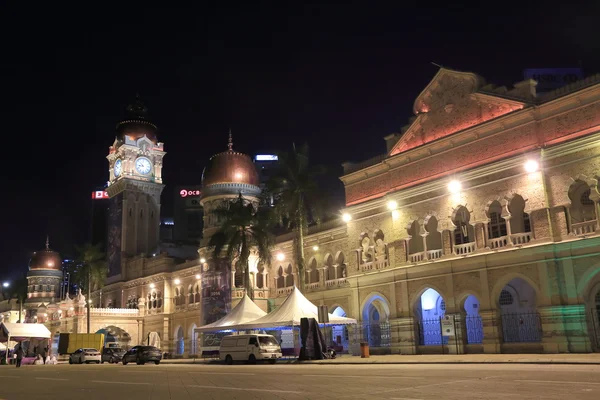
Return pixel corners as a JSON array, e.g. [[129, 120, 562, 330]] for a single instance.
[[201, 133, 260, 188], [116, 94, 158, 143], [29, 237, 62, 271]]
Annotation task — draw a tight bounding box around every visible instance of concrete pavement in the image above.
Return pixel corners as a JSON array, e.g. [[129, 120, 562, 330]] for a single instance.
[[2, 362, 599, 399], [158, 353, 600, 365]]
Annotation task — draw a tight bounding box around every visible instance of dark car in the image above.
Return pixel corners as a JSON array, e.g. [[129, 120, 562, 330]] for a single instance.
[[122, 346, 162, 365], [101, 347, 126, 364]]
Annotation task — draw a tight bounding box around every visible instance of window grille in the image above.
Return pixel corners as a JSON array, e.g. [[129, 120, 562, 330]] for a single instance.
[[499, 289, 514, 306]]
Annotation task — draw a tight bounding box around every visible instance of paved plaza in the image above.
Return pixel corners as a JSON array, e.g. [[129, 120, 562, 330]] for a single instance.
[[1, 362, 599, 399]]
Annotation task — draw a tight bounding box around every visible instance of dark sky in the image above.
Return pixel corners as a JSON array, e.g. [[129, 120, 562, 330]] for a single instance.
[[1, 2, 599, 281]]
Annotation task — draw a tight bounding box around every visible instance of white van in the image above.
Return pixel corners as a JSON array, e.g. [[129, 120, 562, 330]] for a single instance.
[[219, 334, 282, 364]]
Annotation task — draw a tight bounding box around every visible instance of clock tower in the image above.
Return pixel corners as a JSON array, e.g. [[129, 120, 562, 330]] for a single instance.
[[105, 96, 166, 277]]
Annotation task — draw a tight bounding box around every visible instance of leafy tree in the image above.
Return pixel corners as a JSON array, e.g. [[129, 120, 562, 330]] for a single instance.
[[73, 243, 107, 333], [6, 275, 28, 323], [266, 143, 326, 292], [209, 193, 273, 300]]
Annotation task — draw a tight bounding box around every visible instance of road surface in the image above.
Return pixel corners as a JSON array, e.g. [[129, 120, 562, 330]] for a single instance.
[[0, 362, 599, 399]]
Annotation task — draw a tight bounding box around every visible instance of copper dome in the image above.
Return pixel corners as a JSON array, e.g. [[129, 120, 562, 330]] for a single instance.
[[29, 238, 62, 271], [201, 135, 260, 188]]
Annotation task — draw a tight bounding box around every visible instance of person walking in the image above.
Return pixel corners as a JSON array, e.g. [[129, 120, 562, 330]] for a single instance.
[[15, 343, 23, 368]]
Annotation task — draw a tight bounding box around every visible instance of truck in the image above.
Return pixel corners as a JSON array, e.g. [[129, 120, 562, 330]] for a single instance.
[[58, 333, 105, 355]]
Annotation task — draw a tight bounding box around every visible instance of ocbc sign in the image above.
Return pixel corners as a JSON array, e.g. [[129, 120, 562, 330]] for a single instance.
[[180, 189, 201, 198]]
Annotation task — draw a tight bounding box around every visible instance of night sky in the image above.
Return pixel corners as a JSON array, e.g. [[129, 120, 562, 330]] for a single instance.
[[1, 2, 599, 281]]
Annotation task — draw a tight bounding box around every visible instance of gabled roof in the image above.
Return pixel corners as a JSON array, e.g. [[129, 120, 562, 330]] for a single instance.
[[388, 68, 526, 157]]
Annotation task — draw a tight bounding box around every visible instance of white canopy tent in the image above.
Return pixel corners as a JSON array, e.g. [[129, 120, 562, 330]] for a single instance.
[[0, 323, 51, 342], [235, 286, 357, 330], [194, 293, 268, 333]]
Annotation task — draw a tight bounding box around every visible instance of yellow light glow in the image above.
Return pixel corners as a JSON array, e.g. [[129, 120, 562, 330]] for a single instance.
[[47, 261, 54, 267], [276, 253, 285, 262], [342, 213, 352, 223], [312, 245, 319, 251], [387, 200, 398, 210], [448, 180, 461, 194], [174, 279, 181, 285], [524, 159, 539, 173], [195, 274, 201, 279], [150, 283, 155, 289], [200, 258, 206, 264], [392, 210, 400, 220]]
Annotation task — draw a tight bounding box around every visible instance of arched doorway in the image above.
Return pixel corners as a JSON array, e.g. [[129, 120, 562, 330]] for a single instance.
[[361, 294, 390, 348], [498, 277, 541, 343], [463, 295, 483, 344], [175, 326, 184, 355], [331, 307, 349, 352], [96, 326, 132, 348], [588, 286, 600, 351], [415, 288, 447, 345]]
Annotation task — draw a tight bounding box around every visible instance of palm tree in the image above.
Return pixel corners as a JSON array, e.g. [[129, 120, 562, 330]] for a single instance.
[[208, 193, 273, 300], [73, 243, 107, 333], [267, 143, 325, 292], [7, 275, 28, 323]]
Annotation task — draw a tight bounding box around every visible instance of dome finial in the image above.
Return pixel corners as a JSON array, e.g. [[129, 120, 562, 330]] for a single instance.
[[228, 128, 233, 151], [46, 235, 50, 249]]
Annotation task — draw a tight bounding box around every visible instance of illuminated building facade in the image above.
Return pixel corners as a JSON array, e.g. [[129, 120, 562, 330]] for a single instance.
[[39, 69, 600, 355]]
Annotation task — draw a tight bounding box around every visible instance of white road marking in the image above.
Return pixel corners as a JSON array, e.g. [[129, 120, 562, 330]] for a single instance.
[[303, 374, 423, 380], [92, 380, 150, 385], [188, 385, 302, 394], [373, 379, 475, 395], [35, 377, 69, 381], [515, 380, 600, 386], [190, 372, 255, 376]]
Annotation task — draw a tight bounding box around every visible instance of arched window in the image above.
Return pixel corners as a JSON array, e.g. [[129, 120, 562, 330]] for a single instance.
[[285, 264, 294, 287], [188, 285, 193, 305], [194, 283, 200, 303], [308, 258, 319, 283], [324, 254, 334, 281], [568, 180, 597, 235], [487, 201, 507, 239], [453, 206, 474, 245], [407, 220, 424, 260], [425, 216, 442, 260], [336, 252, 347, 278], [276, 266, 285, 289]]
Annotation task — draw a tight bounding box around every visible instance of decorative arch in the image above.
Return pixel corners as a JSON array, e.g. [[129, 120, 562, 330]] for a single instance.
[[360, 292, 391, 322], [409, 283, 449, 314], [450, 204, 474, 222], [489, 272, 541, 310], [577, 265, 600, 303], [175, 325, 185, 355]]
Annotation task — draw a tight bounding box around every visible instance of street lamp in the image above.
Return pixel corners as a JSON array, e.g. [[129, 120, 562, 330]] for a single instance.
[[2, 282, 8, 288]]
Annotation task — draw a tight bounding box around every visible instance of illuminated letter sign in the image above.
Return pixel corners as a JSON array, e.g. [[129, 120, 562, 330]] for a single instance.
[[254, 155, 278, 161], [91, 191, 109, 199], [180, 189, 201, 198]]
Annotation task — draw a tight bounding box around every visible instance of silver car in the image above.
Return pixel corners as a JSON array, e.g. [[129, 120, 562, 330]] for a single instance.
[[69, 348, 101, 364]]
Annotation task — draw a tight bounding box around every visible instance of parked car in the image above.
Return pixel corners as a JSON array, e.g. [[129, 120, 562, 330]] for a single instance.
[[101, 347, 126, 364], [122, 346, 162, 365], [69, 348, 101, 364], [219, 334, 282, 365]]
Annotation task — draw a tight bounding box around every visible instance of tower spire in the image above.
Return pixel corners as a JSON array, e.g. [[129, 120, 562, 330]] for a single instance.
[[228, 128, 233, 151], [45, 235, 50, 249]]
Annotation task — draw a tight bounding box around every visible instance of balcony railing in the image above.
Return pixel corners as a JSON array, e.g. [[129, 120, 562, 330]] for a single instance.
[[409, 252, 425, 263], [510, 232, 532, 245], [275, 287, 294, 295], [360, 259, 390, 272], [90, 308, 139, 316], [325, 278, 348, 288], [427, 249, 443, 260], [488, 236, 509, 250], [454, 242, 476, 256], [572, 220, 597, 236], [306, 282, 320, 290]]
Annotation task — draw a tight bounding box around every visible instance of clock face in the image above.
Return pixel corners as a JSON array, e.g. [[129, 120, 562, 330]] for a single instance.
[[135, 157, 152, 175], [113, 159, 122, 177]]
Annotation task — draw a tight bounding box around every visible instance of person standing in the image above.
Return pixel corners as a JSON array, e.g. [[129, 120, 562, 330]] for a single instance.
[[15, 343, 23, 368], [41, 347, 47, 364]]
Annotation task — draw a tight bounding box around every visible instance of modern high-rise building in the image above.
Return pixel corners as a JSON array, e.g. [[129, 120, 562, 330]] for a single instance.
[[172, 186, 203, 244]]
